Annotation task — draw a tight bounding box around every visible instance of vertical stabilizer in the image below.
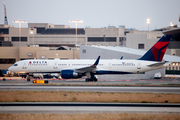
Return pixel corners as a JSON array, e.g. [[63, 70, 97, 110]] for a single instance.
[[139, 35, 172, 62]]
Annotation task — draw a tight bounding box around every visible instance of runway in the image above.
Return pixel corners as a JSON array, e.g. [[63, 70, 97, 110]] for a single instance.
[[1, 78, 180, 86], [0, 103, 180, 113], [0, 86, 180, 93]]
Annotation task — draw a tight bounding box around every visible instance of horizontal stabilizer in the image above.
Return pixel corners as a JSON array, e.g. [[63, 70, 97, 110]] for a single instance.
[[147, 61, 168, 67]]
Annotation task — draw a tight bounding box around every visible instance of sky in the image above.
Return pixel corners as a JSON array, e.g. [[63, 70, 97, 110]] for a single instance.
[[0, 0, 180, 30]]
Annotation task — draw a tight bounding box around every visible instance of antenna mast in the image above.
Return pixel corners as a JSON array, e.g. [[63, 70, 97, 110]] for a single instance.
[[3, 2, 8, 25]]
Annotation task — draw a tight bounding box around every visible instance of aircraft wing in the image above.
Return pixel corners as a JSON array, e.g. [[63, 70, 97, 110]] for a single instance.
[[75, 56, 100, 73], [147, 61, 169, 67]]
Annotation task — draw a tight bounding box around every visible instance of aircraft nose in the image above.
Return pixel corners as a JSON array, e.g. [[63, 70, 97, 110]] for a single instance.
[[8, 66, 12, 71]]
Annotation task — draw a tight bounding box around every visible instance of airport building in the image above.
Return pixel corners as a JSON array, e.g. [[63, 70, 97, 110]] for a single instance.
[[0, 22, 180, 79], [0, 23, 127, 47]]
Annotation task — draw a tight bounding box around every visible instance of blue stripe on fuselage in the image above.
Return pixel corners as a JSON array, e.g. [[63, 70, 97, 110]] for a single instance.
[[95, 70, 133, 75]]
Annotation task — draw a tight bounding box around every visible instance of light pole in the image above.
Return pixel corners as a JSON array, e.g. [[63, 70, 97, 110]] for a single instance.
[[146, 18, 150, 31], [13, 20, 27, 60], [103, 35, 106, 45], [69, 20, 83, 59], [146, 18, 150, 39], [30, 27, 35, 46]]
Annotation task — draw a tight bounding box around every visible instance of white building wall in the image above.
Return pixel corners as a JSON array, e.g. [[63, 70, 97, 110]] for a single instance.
[[9, 28, 29, 47], [126, 31, 163, 51], [28, 23, 54, 29], [28, 35, 85, 45], [85, 28, 125, 46]]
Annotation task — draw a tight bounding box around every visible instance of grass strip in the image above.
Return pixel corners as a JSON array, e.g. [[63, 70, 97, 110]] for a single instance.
[[0, 113, 180, 120], [0, 91, 180, 103]]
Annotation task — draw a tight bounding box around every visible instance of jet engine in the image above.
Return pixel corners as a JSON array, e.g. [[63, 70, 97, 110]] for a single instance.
[[61, 70, 82, 79]]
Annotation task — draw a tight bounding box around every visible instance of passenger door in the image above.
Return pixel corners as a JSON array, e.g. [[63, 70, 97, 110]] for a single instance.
[[53, 60, 58, 70], [22, 62, 27, 69], [137, 62, 141, 69]]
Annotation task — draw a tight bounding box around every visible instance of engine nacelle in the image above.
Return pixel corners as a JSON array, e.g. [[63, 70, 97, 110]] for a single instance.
[[61, 70, 82, 79]]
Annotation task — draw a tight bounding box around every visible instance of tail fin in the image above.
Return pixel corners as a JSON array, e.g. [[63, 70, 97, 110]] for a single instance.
[[139, 35, 171, 62]]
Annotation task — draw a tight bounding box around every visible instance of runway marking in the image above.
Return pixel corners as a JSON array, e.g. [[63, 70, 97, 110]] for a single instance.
[[88, 82, 93, 84], [110, 80, 116, 81], [125, 80, 132, 81], [99, 80, 105, 81]]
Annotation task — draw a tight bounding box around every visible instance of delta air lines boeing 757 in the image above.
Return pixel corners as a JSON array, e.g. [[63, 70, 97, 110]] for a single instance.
[[8, 35, 172, 82]]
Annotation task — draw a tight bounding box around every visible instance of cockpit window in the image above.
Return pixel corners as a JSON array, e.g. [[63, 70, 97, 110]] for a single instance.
[[13, 64, 18, 66]]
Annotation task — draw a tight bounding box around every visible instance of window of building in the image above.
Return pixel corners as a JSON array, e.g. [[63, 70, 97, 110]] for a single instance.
[[82, 49, 86, 53], [36, 27, 46, 33], [88, 37, 116, 42], [169, 67, 171, 70], [0, 37, 4, 41], [0, 28, 9, 34], [124, 31, 129, 35], [41, 28, 85, 35], [0, 41, 12, 46], [0, 59, 16, 64], [21, 37, 27, 41], [12, 37, 27, 42], [138, 44, 144, 49], [119, 37, 126, 42]]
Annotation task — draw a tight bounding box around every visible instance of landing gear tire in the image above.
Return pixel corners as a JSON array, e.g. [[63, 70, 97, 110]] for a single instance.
[[90, 79, 93, 82], [44, 80, 49, 83], [94, 78, 97, 82], [85, 77, 98, 82], [91, 76, 98, 82], [27, 78, 30, 81], [85, 78, 90, 82]]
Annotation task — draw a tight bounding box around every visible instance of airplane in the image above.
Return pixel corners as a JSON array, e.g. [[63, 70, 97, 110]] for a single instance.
[[8, 35, 172, 82]]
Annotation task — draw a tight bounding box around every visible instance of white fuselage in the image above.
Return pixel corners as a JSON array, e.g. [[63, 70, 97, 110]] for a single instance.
[[8, 59, 168, 74]]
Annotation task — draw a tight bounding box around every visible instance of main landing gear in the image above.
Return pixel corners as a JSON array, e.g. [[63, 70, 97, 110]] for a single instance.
[[85, 77, 98, 82], [27, 75, 31, 81], [85, 73, 98, 82]]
